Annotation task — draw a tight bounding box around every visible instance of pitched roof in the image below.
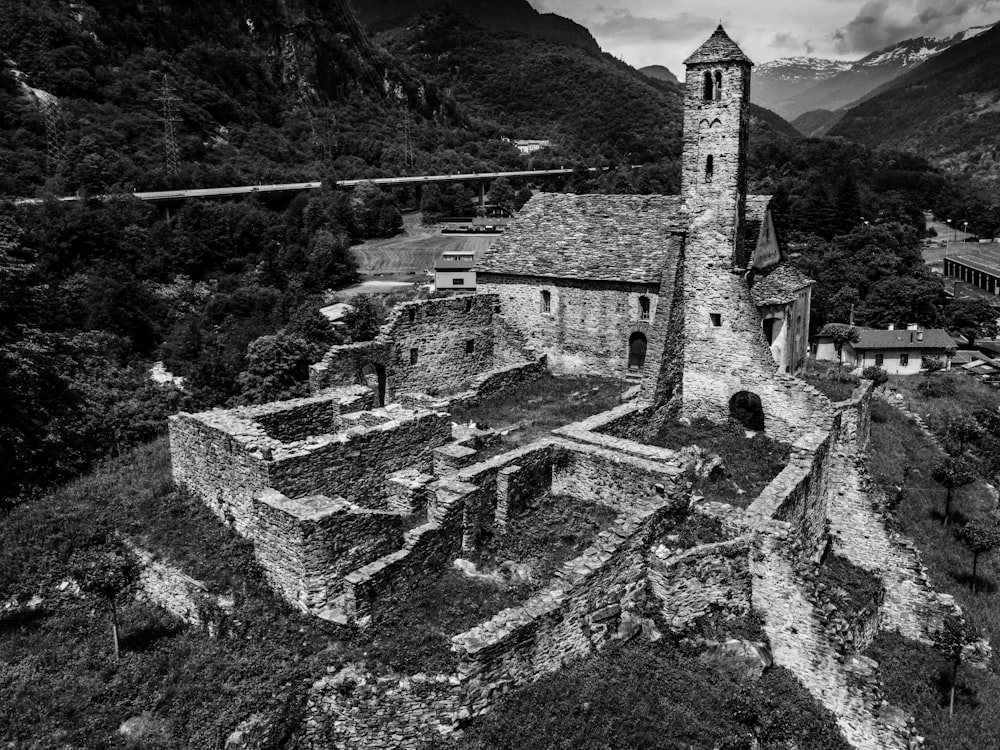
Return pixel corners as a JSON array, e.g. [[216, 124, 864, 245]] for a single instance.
[[684, 25, 753, 66], [750, 264, 814, 306], [477, 193, 685, 284], [853, 329, 955, 351]]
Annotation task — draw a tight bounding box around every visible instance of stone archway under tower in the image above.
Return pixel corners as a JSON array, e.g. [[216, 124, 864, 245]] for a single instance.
[[729, 391, 765, 432]]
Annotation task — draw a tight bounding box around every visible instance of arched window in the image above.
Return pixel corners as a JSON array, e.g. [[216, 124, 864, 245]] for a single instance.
[[714, 71, 723, 101], [541, 290, 552, 314], [705, 155, 714, 182], [639, 296, 651, 321], [703, 71, 713, 100]]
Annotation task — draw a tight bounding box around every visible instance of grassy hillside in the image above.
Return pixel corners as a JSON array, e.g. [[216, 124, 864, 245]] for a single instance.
[[1, 437, 850, 748], [865, 391, 1000, 749], [830, 23, 1000, 183]]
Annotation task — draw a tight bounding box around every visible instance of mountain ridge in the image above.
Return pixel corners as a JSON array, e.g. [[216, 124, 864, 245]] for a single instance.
[[753, 23, 994, 120], [348, 0, 600, 54], [828, 21, 1000, 183]]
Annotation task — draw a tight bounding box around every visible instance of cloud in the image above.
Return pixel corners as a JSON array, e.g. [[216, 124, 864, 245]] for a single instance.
[[822, 0, 1000, 54], [587, 10, 716, 43], [769, 32, 803, 51]]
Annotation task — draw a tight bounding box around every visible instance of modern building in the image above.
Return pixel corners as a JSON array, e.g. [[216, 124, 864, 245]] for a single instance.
[[944, 246, 1000, 307], [434, 250, 479, 291]]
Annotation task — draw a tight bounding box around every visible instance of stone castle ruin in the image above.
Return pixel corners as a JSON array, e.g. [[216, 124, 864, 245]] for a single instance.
[[169, 26, 983, 750]]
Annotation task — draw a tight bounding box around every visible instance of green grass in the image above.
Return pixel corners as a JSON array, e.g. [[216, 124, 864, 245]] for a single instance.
[[815, 553, 883, 623], [357, 568, 529, 675], [867, 632, 1000, 750], [889, 371, 1000, 437], [799, 360, 861, 402], [450, 640, 849, 750], [478, 493, 619, 584], [450, 373, 626, 449], [0, 439, 355, 749], [645, 419, 791, 509], [865, 398, 1000, 748]]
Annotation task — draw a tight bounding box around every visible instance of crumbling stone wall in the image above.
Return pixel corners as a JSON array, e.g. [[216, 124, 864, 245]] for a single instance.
[[250, 491, 407, 614], [551, 441, 684, 513], [310, 295, 509, 401], [169, 414, 273, 533], [168, 387, 373, 532], [478, 273, 663, 379], [451, 490, 685, 717], [646, 535, 753, 631], [267, 410, 452, 508]]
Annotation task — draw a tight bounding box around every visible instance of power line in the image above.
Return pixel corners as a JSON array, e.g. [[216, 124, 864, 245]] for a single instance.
[[156, 74, 181, 176], [42, 100, 68, 179]]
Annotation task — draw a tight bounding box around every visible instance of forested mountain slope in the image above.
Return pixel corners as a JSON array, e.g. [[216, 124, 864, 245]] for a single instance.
[[0, 0, 513, 196], [829, 22, 1000, 182], [349, 0, 600, 53]]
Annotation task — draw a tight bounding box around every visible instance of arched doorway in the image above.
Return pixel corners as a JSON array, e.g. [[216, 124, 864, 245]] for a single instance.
[[763, 318, 776, 345], [729, 391, 765, 432], [360, 362, 387, 407], [628, 332, 647, 371]]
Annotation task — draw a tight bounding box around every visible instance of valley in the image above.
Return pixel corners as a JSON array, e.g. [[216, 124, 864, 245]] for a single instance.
[[1, 2, 1000, 750]]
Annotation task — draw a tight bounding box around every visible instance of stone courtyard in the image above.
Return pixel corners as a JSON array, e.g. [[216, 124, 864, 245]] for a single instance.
[[166, 25, 988, 750]]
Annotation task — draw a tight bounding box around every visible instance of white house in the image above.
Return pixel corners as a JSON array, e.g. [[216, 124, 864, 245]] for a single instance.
[[814, 325, 955, 375]]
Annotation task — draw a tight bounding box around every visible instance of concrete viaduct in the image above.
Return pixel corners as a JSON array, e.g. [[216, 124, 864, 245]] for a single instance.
[[11, 167, 609, 215]]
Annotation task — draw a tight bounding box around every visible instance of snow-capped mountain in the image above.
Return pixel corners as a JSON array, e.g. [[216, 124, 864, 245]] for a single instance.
[[753, 23, 994, 121]]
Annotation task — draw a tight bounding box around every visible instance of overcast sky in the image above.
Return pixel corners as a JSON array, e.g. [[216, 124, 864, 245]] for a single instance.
[[532, 0, 1000, 73]]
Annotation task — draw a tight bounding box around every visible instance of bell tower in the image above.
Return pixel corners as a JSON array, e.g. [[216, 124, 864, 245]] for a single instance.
[[681, 24, 753, 266]]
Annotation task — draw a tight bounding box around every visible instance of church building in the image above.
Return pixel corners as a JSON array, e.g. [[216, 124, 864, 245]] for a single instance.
[[477, 26, 813, 385]]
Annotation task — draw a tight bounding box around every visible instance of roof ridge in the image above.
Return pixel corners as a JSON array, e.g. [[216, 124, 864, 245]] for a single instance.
[[684, 24, 753, 66]]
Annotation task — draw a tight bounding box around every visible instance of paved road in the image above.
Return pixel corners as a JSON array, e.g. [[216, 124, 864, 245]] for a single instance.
[[923, 213, 977, 268], [10, 167, 606, 206]]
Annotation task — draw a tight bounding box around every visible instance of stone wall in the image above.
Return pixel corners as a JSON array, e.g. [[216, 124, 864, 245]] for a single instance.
[[551, 440, 684, 513], [646, 535, 753, 631], [252, 390, 373, 442], [310, 295, 507, 401], [267, 410, 452, 508], [451, 491, 684, 717], [744, 426, 836, 557], [250, 491, 407, 614], [169, 413, 273, 534], [478, 274, 663, 379], [343, 477, 477, 626]]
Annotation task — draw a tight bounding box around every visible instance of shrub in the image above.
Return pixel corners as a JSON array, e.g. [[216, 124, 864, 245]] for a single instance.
[[861, 366, 888, 387]]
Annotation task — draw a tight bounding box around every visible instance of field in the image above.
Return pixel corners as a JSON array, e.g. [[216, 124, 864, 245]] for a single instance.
[[350, 213, 497, 278]]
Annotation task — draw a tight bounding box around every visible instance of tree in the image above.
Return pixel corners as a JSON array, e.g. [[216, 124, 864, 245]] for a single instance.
[[944, 298, 998, 348], [343, 295, 385, 342], [923, 356, 944, 377], [487, 176, 516, 216], [944, 413, 983, 457], [826, 324, 860, 381], [237, 332, 314, 405], [71, 537, 141, 661], [955, 521, 1000, 593], [861, 366, 888, 387], [931, 458, 977, 525], [931, 613, 980, 717]]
